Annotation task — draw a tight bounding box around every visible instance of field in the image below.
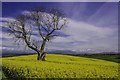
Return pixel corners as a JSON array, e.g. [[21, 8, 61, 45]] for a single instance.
[[1, 54, 119, 79]]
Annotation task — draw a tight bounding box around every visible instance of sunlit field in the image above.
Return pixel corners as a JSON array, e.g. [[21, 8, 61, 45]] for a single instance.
[[1, 54, 119, 79]]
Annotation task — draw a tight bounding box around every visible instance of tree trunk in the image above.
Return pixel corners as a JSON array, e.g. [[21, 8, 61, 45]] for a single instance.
[[40, 39, 47, 61], [37, 52, 41, 60], [41, 52, 46, 61]]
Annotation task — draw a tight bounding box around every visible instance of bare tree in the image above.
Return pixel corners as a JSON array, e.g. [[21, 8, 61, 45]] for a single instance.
[[6, 8, 67, 61]]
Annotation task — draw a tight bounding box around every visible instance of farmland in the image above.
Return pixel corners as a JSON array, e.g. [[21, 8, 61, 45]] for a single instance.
[[1, 54, 119, 79]]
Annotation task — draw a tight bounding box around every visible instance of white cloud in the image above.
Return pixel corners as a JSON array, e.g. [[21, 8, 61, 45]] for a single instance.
[[68, 19, 114, 38], [49, 18, 117, 52], [1, 11, 118, 53], [52, 18, 115, 43], [0, 46, 14, 51], [87, 2, 118, 28], [0, 17, 15, 22]]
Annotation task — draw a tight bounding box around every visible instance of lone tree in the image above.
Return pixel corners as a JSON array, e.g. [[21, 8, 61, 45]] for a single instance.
[[6, 8, 67, 61]]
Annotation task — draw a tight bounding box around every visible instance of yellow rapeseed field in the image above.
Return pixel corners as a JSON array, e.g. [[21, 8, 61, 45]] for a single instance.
[[1, 54, 119, 79]]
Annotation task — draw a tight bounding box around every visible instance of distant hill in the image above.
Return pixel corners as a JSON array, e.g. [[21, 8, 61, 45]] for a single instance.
[[2, 49, 118, 57]]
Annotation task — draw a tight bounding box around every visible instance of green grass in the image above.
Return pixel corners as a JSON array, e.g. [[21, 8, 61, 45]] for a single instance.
[[79, 54, 120, 63], [1, 54, 119, 79]]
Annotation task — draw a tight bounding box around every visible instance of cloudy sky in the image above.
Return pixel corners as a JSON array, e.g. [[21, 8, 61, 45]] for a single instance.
[[1, 2, 118, 54]]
